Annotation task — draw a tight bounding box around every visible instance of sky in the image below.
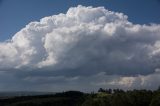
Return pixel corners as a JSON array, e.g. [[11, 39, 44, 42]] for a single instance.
[[0, 0, 160, 41], [0, 0, 160, 92]]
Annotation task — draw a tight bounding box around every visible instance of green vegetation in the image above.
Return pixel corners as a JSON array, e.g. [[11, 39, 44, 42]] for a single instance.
[[1, 89, 160, 106]]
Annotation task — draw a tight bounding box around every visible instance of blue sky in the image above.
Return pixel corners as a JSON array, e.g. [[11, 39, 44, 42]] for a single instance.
[[0, 0, 160, 41]]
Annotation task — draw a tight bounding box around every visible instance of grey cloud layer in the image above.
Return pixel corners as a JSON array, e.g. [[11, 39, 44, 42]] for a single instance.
[[0, 5, 160, 91]]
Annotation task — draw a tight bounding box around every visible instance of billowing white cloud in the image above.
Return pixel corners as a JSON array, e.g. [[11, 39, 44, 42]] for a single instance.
[[0, 5, 160, 91], [91, 69, 160, 90]]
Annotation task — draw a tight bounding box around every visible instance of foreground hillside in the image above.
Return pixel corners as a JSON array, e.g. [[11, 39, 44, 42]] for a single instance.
[[0, 89, 160, 106]]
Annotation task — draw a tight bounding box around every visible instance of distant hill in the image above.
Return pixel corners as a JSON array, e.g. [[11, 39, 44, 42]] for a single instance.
[[0, 91, 55, 98], [0, 91, 85, 106]]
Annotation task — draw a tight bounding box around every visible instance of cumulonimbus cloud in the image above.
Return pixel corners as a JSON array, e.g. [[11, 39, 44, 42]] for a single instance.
[[0, 5, 160, 90]]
